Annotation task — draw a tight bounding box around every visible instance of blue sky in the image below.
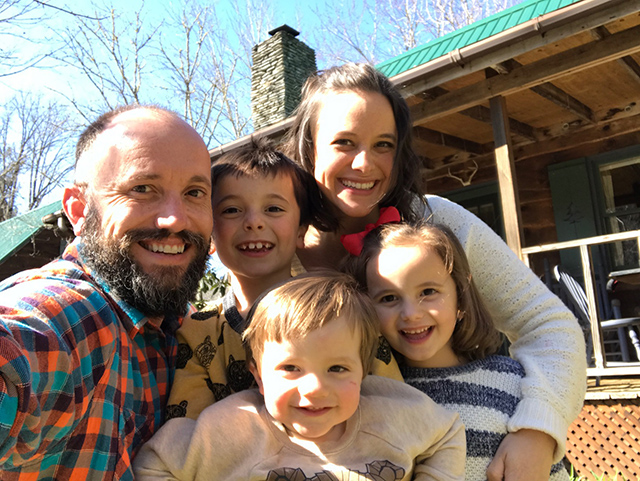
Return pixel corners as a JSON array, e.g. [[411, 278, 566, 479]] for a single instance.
[[1, 0, 521, 213], [1, 0, 334, 210], [1, 0, 326, 102]]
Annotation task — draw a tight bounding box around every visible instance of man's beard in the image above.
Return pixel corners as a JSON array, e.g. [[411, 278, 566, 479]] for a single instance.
[[81, 208, 210, 318]]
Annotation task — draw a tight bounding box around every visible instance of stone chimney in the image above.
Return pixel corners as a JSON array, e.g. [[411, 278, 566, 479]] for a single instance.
[[251, 25, 317, 130]]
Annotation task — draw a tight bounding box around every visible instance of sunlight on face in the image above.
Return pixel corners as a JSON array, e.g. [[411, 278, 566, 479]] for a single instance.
[[367, 244, 461, 368], [252, 319, 364, 444], [313, 90, 396, 223]]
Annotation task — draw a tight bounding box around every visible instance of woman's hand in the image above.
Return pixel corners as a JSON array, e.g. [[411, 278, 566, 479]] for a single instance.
[[486, 429, 556, 481]]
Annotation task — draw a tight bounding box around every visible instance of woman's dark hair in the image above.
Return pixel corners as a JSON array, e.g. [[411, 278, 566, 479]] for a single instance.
[[284, 63, 425, 222]]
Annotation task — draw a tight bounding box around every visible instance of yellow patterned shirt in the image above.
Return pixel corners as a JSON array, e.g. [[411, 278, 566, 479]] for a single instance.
[[166, 289, 403, 421]]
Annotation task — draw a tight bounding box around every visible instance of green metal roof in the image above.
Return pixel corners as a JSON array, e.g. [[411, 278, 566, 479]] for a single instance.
[[377, 0, 582, 77], [0, 201, 62, 264]]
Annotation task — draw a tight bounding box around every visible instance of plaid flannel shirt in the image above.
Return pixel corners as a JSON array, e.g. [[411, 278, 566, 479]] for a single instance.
[[0, 240, 185, 480]]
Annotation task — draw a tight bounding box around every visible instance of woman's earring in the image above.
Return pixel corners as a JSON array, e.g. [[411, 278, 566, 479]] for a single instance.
[[456, 310, 465, 323]]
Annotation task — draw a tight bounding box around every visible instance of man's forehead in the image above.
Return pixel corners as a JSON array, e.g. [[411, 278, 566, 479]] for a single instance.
[[100, 109, 171, 144], [75, 109, 196, 182], [75, 126, 140, 183]]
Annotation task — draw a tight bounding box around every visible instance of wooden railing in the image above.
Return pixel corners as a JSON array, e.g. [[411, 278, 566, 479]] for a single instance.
[[521, 230, 640, 377]]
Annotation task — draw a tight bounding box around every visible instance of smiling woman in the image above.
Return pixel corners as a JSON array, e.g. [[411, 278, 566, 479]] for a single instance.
[[312, 89, 396, 223], [285, 62, 586, 481]]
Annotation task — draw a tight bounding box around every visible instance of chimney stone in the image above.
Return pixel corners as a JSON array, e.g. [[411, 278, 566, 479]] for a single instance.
[[251, 25, 316, 130]]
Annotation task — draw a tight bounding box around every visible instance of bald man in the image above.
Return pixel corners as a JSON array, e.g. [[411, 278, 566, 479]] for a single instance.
[[0, 105, 213, 480]]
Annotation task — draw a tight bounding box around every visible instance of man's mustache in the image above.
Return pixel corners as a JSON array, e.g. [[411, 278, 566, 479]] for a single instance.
[[118, 228, 209, 251]]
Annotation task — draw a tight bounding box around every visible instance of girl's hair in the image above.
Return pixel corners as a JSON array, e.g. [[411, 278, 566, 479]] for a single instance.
[[347, 222, 502, 362], [212, 138, 338, 232], [283, 63, 426, 222], [242, 270, 380, 376]]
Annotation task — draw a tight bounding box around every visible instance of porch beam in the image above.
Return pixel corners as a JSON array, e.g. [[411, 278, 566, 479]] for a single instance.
[[413, 126, 488, 155], [591, 26, 640, 83], [490, 95, 523, 258], [410, 24, 640, 123], [417, 86, 539, 141], [459, 105, 538, 141], [515, 112, 640, 160], [422, 152, 477, 172], [494, 59, 595, 123], [529, 84, 595, 123], [426, 111, 640, 174]]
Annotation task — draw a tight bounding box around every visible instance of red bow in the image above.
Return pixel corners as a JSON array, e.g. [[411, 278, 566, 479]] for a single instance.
[[340, 207, 401, 256]]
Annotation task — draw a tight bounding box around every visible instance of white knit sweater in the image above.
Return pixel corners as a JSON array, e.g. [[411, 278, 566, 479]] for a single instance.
[[425, 194, 586, 461]]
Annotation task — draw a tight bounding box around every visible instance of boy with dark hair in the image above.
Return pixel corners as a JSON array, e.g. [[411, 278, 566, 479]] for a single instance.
[[166, 140, 335, 420]]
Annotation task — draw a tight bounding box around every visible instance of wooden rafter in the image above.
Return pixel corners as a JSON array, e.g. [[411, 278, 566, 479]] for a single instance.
[[410, 24, 640, 123], [494, 59, 595, 123], [426, 111, 640, 174], [413, 126, 488, 155], [591, 26, 640, 83], [423, 152, 479, 173], [515, 112, 640, 160], [416, 86, 539, 141], [459, 105, 538, 142]]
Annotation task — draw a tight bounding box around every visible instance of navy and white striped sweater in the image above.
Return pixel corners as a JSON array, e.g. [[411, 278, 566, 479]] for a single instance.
[[401, 355, 570, 481]]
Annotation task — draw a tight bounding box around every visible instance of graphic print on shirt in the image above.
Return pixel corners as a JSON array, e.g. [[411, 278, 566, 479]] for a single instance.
[[266, 459, 405, 481], [176, 343, 193, 369], [206, 378, 232, 401], [226, 354, 255, 392], [190, 306, 220, 320], [165, 400, 188, 420], [194, 335, 216, 368], [376, 336, 393, 365]]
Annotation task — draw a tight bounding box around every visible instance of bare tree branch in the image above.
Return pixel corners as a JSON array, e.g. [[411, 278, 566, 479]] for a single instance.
[[156, 0, 266, 147], [0, 94, 74, 220], [54, 0, 160, 117], [0, 0, 52, 77], [312, 0, 520, 66], [32, 0, 106, 20], [310, 0, 382, 65]]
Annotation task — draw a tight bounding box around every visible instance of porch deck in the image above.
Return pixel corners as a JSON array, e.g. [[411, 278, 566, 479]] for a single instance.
[[585, 375, 640, 400], [566, 376, 640, 480]]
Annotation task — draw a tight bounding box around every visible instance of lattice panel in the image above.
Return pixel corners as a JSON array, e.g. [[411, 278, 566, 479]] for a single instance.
[[566, 399, 640, 480]]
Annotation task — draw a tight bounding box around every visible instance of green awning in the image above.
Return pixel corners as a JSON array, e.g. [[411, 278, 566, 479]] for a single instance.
[[0, 201, 63, 264], [377, 0, 582, 77]]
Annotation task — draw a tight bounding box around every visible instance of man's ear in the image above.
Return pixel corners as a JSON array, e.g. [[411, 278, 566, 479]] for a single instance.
[[209, 238, 217, 255], [248, 360, 264, 395], [296, 224, 308, 249], [62, 185, 89, 236]]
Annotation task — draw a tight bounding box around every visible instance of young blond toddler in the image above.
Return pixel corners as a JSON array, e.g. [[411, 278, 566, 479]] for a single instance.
[[134, 272, 465, 481]]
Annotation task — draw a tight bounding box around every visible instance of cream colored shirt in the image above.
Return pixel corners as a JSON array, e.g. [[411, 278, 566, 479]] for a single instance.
[[135, 376, 466, 481], [168, 292, 403, 421]]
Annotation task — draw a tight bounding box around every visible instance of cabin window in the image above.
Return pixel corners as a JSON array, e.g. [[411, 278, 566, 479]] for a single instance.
[[443, 182, 505, 240]]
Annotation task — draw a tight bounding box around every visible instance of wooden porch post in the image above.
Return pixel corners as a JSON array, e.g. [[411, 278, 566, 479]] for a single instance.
[[490, 94, 523, 259]]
